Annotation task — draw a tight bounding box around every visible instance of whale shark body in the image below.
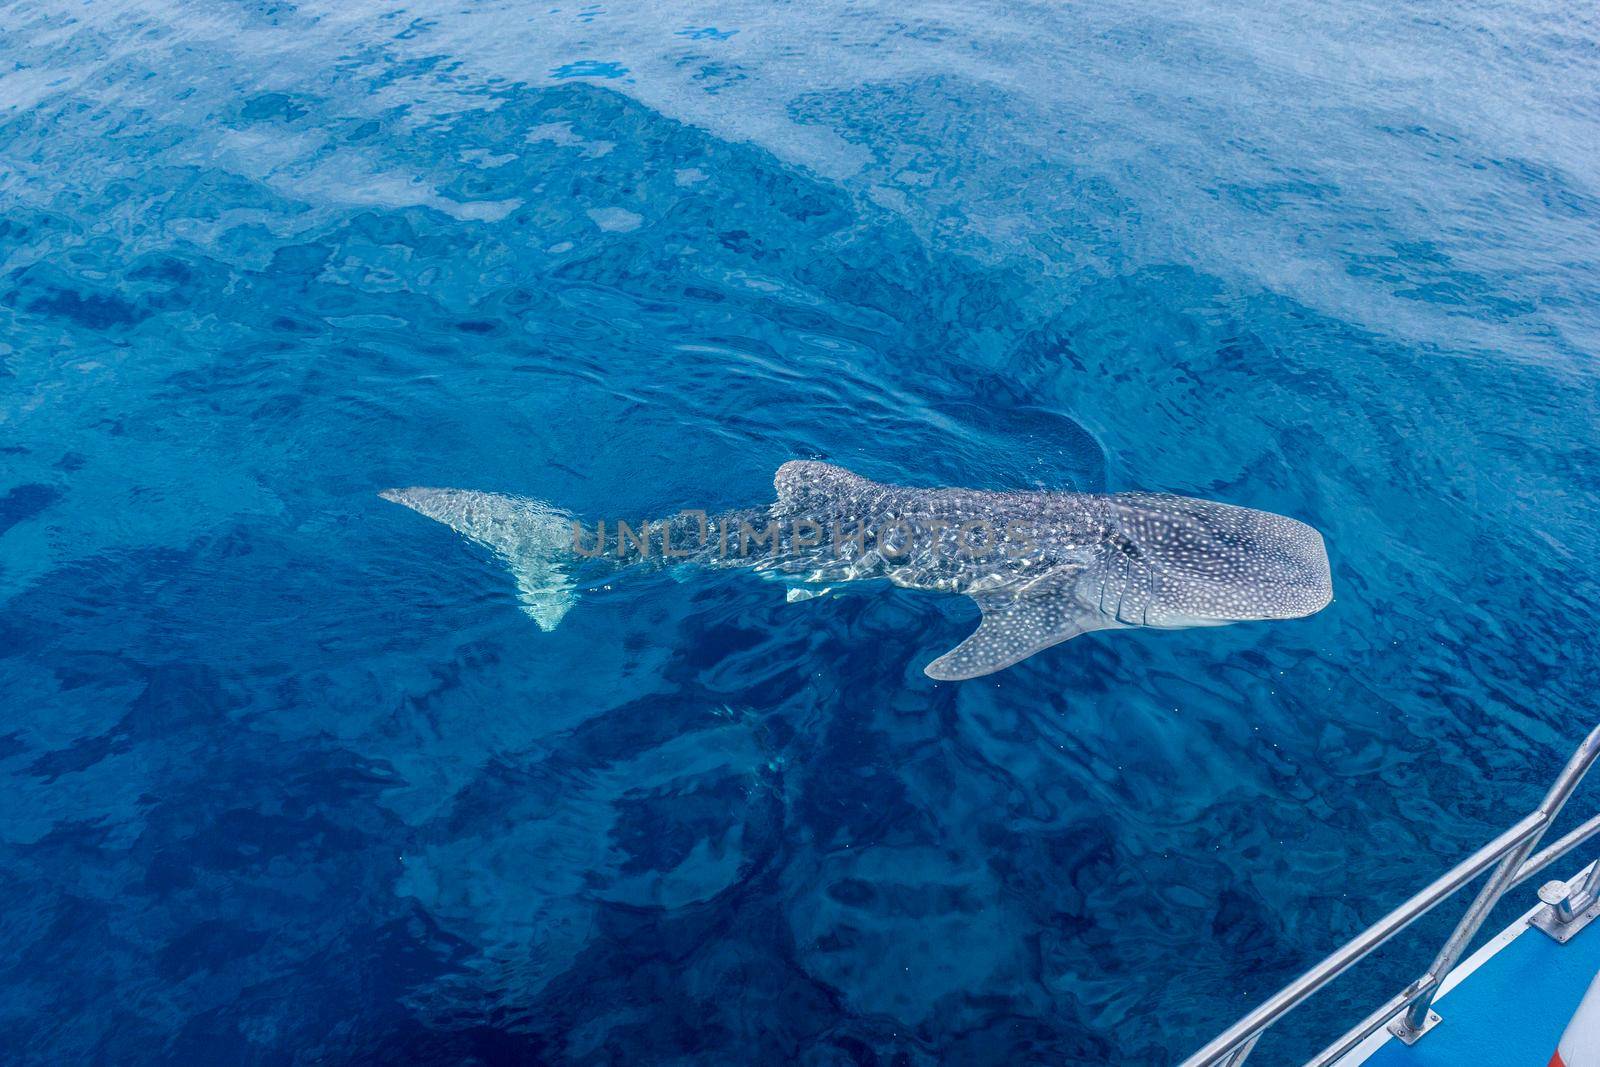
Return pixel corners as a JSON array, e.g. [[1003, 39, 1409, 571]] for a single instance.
[[381, 460, 1332, 680]]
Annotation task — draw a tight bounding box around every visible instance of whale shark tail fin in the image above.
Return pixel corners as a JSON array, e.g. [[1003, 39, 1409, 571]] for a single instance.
[[379, 487, 577, 631]]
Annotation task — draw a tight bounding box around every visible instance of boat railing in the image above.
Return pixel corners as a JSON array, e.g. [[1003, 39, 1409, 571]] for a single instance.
[[1180, 722, 1600, 1067]]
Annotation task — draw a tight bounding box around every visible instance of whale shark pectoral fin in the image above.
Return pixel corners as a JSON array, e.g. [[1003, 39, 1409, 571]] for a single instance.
[[924, 593, 1117, 681]]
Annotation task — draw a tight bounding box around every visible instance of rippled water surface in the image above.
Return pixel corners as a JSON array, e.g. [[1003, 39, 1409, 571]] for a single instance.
[[3, 1, 1599, 1063]]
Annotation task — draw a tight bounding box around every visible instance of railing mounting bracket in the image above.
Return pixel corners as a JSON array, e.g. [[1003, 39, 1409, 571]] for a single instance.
[[1386, 1008, 1440, 1045], [1531, 870, 1600, 943]]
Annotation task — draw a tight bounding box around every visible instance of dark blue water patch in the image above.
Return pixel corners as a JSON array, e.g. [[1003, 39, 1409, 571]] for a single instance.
[[237, 91, 312, 123], [2, 266, 145, 331], [552, 59, 631, 80], [0, 550, 467, 1062], [677, 26, 740, 41], [0, 484, 60, 537]]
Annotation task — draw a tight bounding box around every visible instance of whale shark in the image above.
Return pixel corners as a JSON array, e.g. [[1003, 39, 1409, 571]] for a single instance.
[[380, 460, 1332, 680]]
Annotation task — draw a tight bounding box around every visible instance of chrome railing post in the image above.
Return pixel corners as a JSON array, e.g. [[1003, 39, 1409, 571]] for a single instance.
[[1390, 724, 1600, 1042], [1217, 1032, 1259, 1066], [1387, 836, 1538, 1040]]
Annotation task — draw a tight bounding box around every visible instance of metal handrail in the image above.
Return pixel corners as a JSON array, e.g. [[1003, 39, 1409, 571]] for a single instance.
[[1181, 723, 1600, 1067]]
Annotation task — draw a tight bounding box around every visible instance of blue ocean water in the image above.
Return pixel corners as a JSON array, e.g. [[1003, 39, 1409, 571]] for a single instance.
[[2, 0, 1599, 1063]]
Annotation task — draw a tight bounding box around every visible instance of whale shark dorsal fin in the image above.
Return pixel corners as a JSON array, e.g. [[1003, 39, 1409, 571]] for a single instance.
[[773, 460, 875, 512], [925, 593, 1122, 681]]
